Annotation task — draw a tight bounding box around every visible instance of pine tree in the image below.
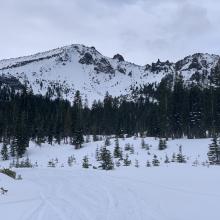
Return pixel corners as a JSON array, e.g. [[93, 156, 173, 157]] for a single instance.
[[176, 145, 186, 163], [158, 138, 167, 150], [93, 134, 99, 142], [141, 138, 146, 149], [105, 136, 111, 146], [164, 154, 170, 163], [72, 130, 84, 149], [85, 135, 90, 143], [135, 159, 139, 168], [146, 160, 151, 167], [82, 156, 90, 168], [95, 147, 100, 161], [10, 139, 16, 157], [123, 154, 131, 166], [207, 136, 220, 165], [115, 160, 121, 167], [114, 138, 122, 158], [99, 146, 114, 170], [171, 153, 176, 162], [152, 155, 160, 166], [1, 142, 9, 160]]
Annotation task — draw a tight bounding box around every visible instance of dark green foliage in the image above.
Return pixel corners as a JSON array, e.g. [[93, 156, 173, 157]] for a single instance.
[[141, 138, 145, 149], [82, 156, 90, 168], [105, 136, 111, 146], [113, 138, 122, 158], [10, 139, 16, 157], [176, 145, 186, 163], [72, 130, 84, 149], [99, 146, 114, 170], [135, 159, 139, 168], [123, 154, 131, 166], [1, 142, 9, 160], [152, 155, 160, 166], [164, 155, 170, 163], [207, 136, 220, 165], [0, 168, 16, 179], [1, 79, 220, 145], [158, 138, 167, 150], [146, 160, 151, 167]]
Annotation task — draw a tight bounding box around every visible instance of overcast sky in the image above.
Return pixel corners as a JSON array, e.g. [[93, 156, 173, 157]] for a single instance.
[[0, 0, 220, 65]]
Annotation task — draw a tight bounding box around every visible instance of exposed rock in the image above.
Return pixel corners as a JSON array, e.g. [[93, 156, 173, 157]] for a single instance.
[[94, 58, 115, 74], [0, 75, 23, 90], [113, 54, 125, 62], [79, 52, 94, 65]]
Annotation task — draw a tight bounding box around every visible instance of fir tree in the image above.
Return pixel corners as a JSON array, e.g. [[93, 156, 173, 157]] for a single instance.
[[164, 154, 170, 163], [72, 130, 84, 149], [123, 154, 131, 166], [171, 153, 176, 162], [158, 138, 167, 150], [207, 136, 220, 165], [176, 145, 186, 163], [82, 156, 90, 168], [146, 160, 151, 167], [99, 146, 114, 170], [152, 155, 160, 166], [105, 136, 111, 146], [114, 138, 122, 158], [1, 142, 9, 160], [93, 134, 99, 142], [141, 138, 146, 149], [135, 159, 139, 168], [115, 160, 121, 167], [10, 139, 16, 157]]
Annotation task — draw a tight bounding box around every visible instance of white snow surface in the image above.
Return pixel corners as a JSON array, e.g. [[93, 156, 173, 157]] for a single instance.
[[0, 137, 220, 220], [0, 44, 219, 104]]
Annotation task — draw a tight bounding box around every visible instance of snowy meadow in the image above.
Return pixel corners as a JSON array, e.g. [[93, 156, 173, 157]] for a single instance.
[[0, 136, 219, 220]]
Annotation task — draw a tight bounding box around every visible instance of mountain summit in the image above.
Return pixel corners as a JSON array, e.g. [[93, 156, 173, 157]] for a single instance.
[[0, 44, 219, 103]]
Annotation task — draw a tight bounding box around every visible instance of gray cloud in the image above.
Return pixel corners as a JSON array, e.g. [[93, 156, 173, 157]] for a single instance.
[[0, 0, 220, 65]]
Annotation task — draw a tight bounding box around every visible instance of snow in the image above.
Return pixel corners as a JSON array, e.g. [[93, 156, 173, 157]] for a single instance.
[[0, 137, 220, 220], [1, 44, 218, 105]]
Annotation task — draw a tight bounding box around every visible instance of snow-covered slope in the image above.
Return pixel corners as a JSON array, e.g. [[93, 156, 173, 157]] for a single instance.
[[0, 137, 220, 220], [0, 44, 219, 103]]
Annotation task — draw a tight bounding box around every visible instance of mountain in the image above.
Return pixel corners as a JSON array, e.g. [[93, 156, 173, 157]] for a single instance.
[[0, 44, 219, 104]]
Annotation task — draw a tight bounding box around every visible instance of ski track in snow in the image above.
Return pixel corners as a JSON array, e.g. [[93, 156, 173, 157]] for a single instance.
[[0, 137, 220, 220], [1, 167, 220, 220]]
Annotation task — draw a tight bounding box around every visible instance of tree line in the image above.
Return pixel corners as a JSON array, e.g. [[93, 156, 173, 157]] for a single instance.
[[1, 75, 220, 157]]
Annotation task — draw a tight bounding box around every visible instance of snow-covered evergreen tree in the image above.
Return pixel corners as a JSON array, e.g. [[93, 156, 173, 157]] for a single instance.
[[158, 138, 167, 150], [105, 136, 111, 146], [152, 155, 160, 166], [141, 138, 146, 149], [1, 142, 9, 161], [171, 153, 176, 162], [82, 156, 90, 168], [164, 154, 170, 163], [123, 154, 131, 166], [99, 146, 114, 170], [176, 145, 186, 163], [207, 136, 220, 165], [135, 159, 139, 168], [146, 160, 151, 167], [114, 138, 122, 158], [95, 147, 101, 161]]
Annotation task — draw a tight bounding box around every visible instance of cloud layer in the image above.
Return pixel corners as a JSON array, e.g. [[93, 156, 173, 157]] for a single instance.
[[0, 0, 220, 64]]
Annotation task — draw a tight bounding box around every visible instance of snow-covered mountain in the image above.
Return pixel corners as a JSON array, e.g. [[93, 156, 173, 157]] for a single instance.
[[0, 44, 219, 103]]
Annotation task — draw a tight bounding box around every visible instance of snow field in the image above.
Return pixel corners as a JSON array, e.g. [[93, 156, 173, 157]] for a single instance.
[[0, 137, 219, 220]]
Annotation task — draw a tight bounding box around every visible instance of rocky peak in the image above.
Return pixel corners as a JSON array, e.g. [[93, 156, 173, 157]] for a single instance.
[[113, 54, 125, 62]]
